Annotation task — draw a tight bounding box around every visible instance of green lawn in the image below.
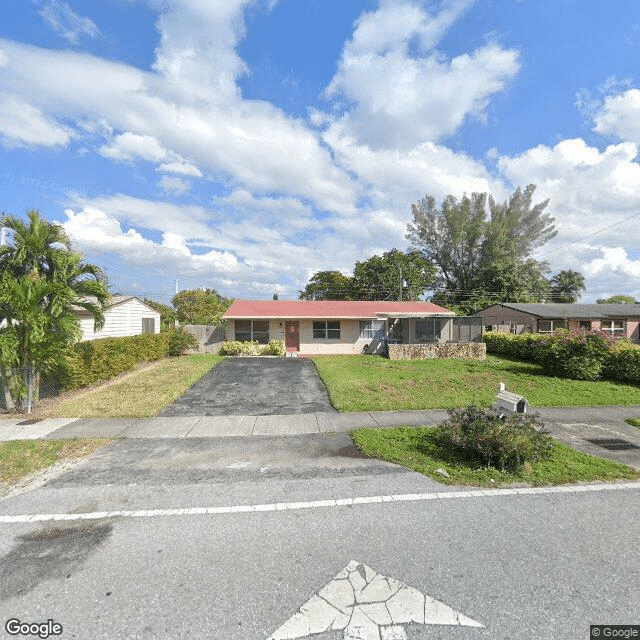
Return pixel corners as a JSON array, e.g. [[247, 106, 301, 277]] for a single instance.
[[311, 354, 640, 412], [48, 354, 222, 418], [0, 438, 111, 487], [351, 426, 640, 487]]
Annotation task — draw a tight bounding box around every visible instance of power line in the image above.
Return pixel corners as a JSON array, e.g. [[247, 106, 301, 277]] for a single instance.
[[534, 210, 640, 258]]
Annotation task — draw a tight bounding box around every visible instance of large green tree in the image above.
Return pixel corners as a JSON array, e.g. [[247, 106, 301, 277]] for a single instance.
[[299, 249, 435, 301], [0, 210, 109, 412], [549, 269, 586, 303], [298, 271, 353, 300], [596, 294, 637, 304], [406, 185, 556, 311], [172, 288, 231, 325]]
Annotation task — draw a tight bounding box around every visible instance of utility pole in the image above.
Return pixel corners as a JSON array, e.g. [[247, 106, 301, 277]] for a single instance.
[[175, 275, 179, 295]]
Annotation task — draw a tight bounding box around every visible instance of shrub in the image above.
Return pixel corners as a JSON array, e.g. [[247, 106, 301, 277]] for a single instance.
[[439, 405, 554, 472], [168, 328, 199, 356], [603, 340, 640, 383], [483, 331, 545, 362], [538, 329, 613, 381], [62, 332, 172, 389], [219, 339, 285, 356]]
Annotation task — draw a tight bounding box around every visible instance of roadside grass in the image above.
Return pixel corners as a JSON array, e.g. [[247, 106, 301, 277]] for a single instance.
[[311, 354, 640, 412], [47, 354, 222, 418], [0, 438, 111, 487], [626, 418, 640, 429], [351, 426, 640, 487]]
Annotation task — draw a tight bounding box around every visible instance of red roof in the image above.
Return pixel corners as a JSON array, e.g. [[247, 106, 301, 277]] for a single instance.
[[224, 300, 454, 319]]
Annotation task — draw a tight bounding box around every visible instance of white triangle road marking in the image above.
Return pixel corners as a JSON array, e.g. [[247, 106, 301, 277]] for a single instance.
[[266, 560, 484, 639]]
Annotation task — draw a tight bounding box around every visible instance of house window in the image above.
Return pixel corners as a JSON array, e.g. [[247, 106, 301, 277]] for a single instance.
[[313, 321, 341, 339], [415, 318, 441, 343], [579, 320, 592, 330], [538, 320, 553, 333], [142, 318, 155, 334], [359, 320, 385, 339], [235, 319, 270, 343], [601, 319, 624, 336]]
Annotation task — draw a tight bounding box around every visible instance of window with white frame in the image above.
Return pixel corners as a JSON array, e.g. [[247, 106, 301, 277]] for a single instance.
[[538, 320, 554, 333], [313, 320, 340, 339], [359, 320, 385, 339], [235, 319, 270, 343], [601, 319, 624, 336]]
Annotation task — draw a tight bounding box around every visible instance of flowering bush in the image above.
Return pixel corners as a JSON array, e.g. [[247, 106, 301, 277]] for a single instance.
[[538, 329, 614, 380], [439, 405, 554, 472], [483, 331, 545, 362]]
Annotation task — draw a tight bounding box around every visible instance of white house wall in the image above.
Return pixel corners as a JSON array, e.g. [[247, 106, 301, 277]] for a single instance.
[[79, 299, 161, 341]]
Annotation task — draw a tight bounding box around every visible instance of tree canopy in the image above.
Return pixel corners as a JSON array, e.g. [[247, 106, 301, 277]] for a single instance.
[[299, 249, 435, 301], [0, 210, 109, 412], [172, 288, 231, 325], [596, 294, 638, 304], [549, 269, 586, 303], [406, 185, 557, 314]]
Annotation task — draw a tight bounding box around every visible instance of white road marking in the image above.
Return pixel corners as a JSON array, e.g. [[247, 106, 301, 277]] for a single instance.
[[266, 560, 483, 639], [0, 482, 638, 524]]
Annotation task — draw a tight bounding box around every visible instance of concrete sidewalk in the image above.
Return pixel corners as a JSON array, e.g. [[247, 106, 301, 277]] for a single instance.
[[1, 405, 640, 468]]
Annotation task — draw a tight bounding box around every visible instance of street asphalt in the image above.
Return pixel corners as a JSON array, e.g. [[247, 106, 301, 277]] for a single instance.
[[1, 405, 640, 468]]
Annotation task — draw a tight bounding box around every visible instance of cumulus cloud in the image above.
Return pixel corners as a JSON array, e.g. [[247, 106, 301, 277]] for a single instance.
[[38, 1, 100, 44], [159, 175, 190, 195], [593, 88, 640, 144], [323, 0, 519, 149]]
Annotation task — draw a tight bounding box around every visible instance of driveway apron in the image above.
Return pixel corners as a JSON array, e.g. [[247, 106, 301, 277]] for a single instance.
[[159, 357, 337, 416]]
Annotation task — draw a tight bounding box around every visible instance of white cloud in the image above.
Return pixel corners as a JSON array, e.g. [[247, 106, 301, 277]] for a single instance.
[[324, 0, 519, 149], [157, 160, 202, 177], [0, 92, 71, 148], [100, 132, 167, 163], [39, 1, 100, 44], [593, 88, 640, 144], [159, 175, 190, 195], [498, 138, 640, 300]]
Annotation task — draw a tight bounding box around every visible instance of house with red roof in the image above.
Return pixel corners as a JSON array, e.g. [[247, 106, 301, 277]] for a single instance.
[[223, 300, 482, 357]]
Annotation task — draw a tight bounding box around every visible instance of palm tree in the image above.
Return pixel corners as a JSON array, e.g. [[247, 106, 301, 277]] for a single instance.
[[550, 270, 586, 303], [0, 210, 109, 412]]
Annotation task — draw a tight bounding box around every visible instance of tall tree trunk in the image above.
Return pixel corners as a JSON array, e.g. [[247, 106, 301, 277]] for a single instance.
[[0, 363, 16, 412]]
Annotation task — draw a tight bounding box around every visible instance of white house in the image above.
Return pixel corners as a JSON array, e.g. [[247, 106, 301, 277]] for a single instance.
[[76, 296, 161, 342]]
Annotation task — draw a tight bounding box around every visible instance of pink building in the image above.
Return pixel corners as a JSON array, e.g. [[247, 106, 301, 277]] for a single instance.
[[475, 303, 640, 343]]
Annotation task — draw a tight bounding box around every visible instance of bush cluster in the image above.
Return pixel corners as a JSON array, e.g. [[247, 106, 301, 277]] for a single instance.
[[61, 329, 196, 389], [439, 405, 554, 472], [219, 339, 285, 357], [484, 329, 640, 383]]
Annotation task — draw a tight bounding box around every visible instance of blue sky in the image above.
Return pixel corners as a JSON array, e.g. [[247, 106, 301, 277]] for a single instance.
[[1, 0, 639, 303]]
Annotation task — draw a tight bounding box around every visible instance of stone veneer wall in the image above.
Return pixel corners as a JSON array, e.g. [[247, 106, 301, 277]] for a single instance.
[[388, 342, 486, 360]]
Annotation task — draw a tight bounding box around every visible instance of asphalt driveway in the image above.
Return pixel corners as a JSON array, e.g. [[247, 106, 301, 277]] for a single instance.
[[159, 357, 337, 416]]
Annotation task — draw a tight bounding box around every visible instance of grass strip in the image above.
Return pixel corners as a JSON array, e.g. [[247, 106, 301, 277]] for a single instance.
[[49, 354, 222, 418], [0, 438, 111, 486], [312, 354, 640, 411], [626, 418, 640, 429], [351, 426, 640, 487]]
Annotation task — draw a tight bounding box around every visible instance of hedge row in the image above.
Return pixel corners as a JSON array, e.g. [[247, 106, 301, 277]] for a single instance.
[[484, 330, 640, 383], [61, 329, 197, 390], [219, 339, 285, 357]]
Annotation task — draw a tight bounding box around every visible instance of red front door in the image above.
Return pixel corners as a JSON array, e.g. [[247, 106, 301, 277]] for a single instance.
[[285, 320, 300, 352]]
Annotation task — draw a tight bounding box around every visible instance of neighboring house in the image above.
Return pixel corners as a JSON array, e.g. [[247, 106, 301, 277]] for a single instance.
[[223, 300, 482, 356], [75, 296, 161, 342], [475, 303, 640, 343]]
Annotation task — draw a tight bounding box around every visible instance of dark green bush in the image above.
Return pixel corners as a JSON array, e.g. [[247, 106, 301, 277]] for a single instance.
[[603, 340, 640, 383], [63, 332, 172, 389], [168, 328, 198, 356], [483, 331, 545, 362], [439, 405, 554, 472]]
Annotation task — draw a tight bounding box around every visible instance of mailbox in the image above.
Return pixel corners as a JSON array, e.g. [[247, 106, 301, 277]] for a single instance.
[[493, 382, 529, 416]]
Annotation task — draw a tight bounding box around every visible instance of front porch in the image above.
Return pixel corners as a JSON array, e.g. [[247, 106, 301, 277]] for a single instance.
[[382, 315, 485, 360]]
